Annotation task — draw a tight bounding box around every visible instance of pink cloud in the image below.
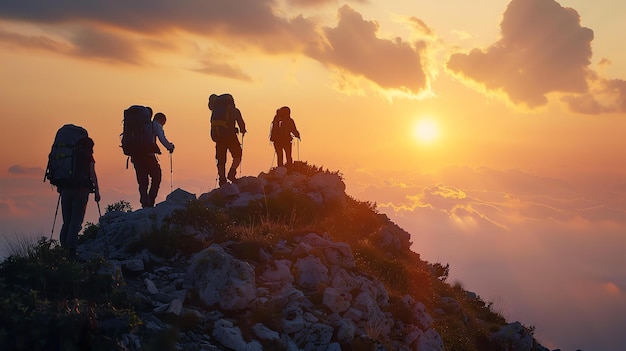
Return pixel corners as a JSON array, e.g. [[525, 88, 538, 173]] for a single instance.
[[447, 0, 593, 108], [307, 5, 429, 94]]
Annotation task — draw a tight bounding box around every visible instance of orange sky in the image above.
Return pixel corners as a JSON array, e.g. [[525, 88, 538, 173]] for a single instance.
[[1, 1, 625, 349]]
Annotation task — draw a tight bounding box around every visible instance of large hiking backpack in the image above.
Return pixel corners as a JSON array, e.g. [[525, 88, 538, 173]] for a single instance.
[[121, 105, 158, 156], [44, 124, 92, 188], [270, 118, 284, 142], [270, 107, 293, 143], [209, 94, 236, 142]]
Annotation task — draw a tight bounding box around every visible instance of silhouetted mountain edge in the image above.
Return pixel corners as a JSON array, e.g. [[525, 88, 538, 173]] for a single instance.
[[0, 162, 560, 351]]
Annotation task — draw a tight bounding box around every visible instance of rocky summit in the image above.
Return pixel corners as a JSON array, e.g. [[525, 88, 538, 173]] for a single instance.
[[2, 163, 556, 351]]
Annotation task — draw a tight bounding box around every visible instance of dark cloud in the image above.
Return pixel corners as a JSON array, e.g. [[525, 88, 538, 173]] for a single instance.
[[0, 1, 276, 36], [0, 1, 318, 76], [306, 5, 428, 94], [447, 0, 593, 108], [70, 27, 144, 65], [290, 0, 338, 6], [8, 165, 43, 177], [0, 2, 430, 91], [0, 0, 315, 52]]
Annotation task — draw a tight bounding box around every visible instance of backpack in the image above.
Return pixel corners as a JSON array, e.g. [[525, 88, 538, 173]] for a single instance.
[[270, 108, 296, 143], [270, 118, 286, 142], [209, 94, 236, 142], [44, 124, 93, 189], [120, 105, 158, 156]]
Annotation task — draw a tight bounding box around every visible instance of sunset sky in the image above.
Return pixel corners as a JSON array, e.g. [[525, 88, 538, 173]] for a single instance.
[[1, 1, 625, 349]]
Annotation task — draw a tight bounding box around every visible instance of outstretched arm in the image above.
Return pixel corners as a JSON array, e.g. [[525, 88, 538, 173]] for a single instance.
[[154, 122, 175, 152], [290, 119, 300, 139], [235, 109, 247, 134]]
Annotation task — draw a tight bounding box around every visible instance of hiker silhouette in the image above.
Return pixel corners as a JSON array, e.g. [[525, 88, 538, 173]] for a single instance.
[[208, 93, 247, 186], [45, 125, 100, 259], [130, 111, 175, 208], [270, 106, 300, 167]]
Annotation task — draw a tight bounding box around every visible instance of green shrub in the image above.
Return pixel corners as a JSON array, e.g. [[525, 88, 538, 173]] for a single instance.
[[0, 237, 139, 350], [78, 221, 99, 244], [168, 199, 231, 233], [105, 200, 133, 213], [125, 227, 181, 259]]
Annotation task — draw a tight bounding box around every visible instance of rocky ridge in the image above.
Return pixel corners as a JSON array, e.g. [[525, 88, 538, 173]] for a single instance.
[[78, 165, 552, 351]]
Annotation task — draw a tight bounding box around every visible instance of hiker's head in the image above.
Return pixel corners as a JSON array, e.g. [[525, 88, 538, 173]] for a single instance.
[[208, 94, 218, 110], [277, 106, 290, 117], [154, 112, 167, 125]]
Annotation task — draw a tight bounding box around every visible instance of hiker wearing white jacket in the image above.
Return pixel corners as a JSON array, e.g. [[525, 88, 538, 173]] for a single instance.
[[131, 112, 174, 208]]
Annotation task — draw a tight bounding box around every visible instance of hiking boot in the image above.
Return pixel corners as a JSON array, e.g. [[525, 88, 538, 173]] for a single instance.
[[219, 178, 228, 187], [227, 169, 237, 182]]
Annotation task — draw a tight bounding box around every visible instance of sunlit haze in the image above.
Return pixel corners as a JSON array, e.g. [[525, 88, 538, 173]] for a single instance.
[[1, 1, 626, 350], [413, 118, 440, 144]]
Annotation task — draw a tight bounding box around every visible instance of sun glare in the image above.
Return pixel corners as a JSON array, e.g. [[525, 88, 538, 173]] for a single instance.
[[413, 118, 440, 144]]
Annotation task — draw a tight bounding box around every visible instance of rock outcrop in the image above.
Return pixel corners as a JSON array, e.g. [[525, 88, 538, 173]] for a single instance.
[[78, 166, 550, 351]]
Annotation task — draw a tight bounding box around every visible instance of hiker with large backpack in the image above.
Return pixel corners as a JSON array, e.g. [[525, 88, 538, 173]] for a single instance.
[[208, 93, 246, 186], [121, 106, 175, 208], [270, 106, 300, 167], [44, 124, 100, 259]]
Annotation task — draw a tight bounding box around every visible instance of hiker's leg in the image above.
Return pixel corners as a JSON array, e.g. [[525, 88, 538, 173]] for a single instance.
[[147, 156, 161, 207], [59, 188, 72, 248], [274, 143, 284, 167], [65, 188, 89, 251], [215, 142, 227, 185], [132, 156, 150, 208], [284, 142, 293, 166], [228, 140, 242, 180]]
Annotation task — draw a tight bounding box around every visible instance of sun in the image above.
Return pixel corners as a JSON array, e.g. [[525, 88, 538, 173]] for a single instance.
[[413, 118, 440, 144]]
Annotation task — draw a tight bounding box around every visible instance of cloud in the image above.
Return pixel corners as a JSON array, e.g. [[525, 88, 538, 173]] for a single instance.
[[0, 28, 70, 52], [8, 165, 43, 177], [562, 76, 626, 114], [446, 0, 593, 109], [192, 59, 253, 82], [70, 27, 145, 64], [407, 16, 435, 38], [358, 166, 626, 237], [307, 5, 429, 94], [0, 1, 279, 36], [0, 1, 314, 65], [0, 2, 435, 93], [0, 197, 37, 218]]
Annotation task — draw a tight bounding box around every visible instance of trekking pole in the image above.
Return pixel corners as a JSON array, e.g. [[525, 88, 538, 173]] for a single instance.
[[214, 158, 219, 189], [50, 193, 61, 240], [297, 138, 300, 161], [239, 133, 244, 175], [169, 151, 173, 194], [96, 201, 110, 259]]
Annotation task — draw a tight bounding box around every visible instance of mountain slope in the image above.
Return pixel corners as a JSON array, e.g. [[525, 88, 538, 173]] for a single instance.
[[0, 162, 553, 351]]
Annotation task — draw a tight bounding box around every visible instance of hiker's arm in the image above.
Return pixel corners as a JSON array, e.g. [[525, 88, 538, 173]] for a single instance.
[[154, 123, 174, 152], [236, 109, 247, 134], [90, 162, 101, 202], [291, 119, 300, 139]]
